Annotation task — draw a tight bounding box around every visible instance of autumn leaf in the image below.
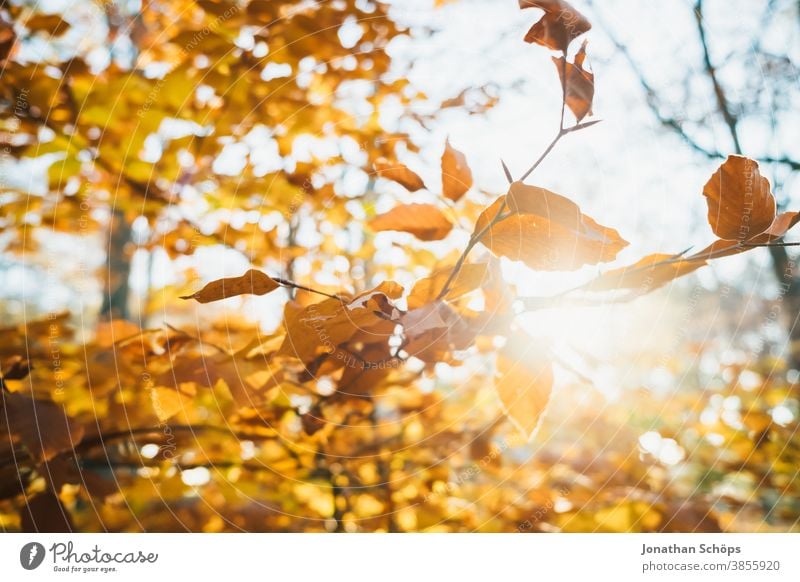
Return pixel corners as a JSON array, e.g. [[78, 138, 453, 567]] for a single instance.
[[441, 140, 473, 202], [494, 336, 553, 439], [373, 158, 426, 192], [690, 211, 800, 261], [1, 393, 85, 461], [181, 269, 281, 303], [150, 386, 194, 422], [507, 181, 583, 230], [0, 19, 16, 62], [475, 195, 628, 270], [408, 263, 488, 309], [402, 301, 474, 362], [279, 282, 403, 364], [553, 41, 594, 121], [520, 0, 591, 52], [702, 155, 776, 241], [586, 253, 706, 293], [20, 492, 74, 532], [0, 356, 31, 391], [369, 203, 453, 241], [24, 14, 71, 36]]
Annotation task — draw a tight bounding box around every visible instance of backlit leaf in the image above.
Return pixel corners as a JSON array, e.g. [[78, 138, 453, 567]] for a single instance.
[[370, 203, 453, 241], [475, 195, 628, 270], [553, 41, 594, 121], [587, 253, 706, 293], [520, 0, 591, 52], [181, 269, 281, 303], [441, 140, 473, 202], [702, 155, 776, 241], [408, 263, 488, 309], [494, 336, 553, 439], [374, 158, 426, 192], [690, 211, 800, 261]]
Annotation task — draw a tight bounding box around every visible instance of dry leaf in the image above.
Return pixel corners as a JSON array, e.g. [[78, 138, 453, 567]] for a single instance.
[[520, 0, 591, 52], [181, 269, 281, 303], [507, 181, 583, 230], [475, 195, 628, 270], [402, 301, 473, 362], [691, 211, 800, 261], [373, 158, 426, 192], [441, 140, 473, 202], [20, 492, 74, 532], [702, 155, 776, 241], [279, 282, 403, 364], [408, 263, 488, 309], [370, 203, 453, 241], [587, 253, 706, 293], [553, 41, 594, 121], [1, 393, 85, 461]]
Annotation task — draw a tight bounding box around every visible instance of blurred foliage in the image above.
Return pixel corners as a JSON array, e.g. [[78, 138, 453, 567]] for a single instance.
[[0, 0, 798, 533]]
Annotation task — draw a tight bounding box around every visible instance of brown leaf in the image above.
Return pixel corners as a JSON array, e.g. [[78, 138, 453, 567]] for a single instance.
[[441, 140, 473, 202], [475, 195, 628, 270], [0, 356, 31, 391], [0, 19, 17, 62], [370, 203, 453, 241], [25, 13, 70, 36], [520, 0, 591, 52], [279, 282, 403, 364], [1, 393, 85, 461], [41, 456, 118, 500], [507, 181, 583, 230], [181, 269, 281, 303], [494, 336, 553, 439], [408, 263, 488, 309], [20, 492, 74, 532], [690, 211, 800, 261], [702, 155, 776, 241], [402, 302, 474, 362], [553, 41, 594, 121], [587, 253, 706, 293], [374, 158, 426, 192]]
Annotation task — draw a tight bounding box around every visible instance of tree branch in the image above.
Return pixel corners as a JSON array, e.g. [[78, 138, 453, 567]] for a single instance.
[[694, 0, 742, 155]]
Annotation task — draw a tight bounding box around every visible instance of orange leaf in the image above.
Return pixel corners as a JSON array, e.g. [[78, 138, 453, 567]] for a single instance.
[[441, 140, 473, 202], [181, 269, 280, 303], [553, 41, 594, 121], [370, 203, 453, 241], [279, 282, 403, 364], [587, 253, 706, 293], [408, 263, 488, 309], [507, 181, 582, 230], [373, 158, 426, 192], [690, 211, 800, 261], [402, 301, 474, 363], [475, 195, 628, 270], [520, 0, 591, 52], [494, 336, 553, 439], [702, 155, 776, 241]]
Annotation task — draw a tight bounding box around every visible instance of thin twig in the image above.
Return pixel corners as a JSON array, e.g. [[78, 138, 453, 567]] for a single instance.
[[272, 277, 345, 301], [694, 0, 742, 155]]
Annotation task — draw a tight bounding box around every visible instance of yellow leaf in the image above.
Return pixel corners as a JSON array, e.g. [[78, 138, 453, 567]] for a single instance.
[[494, 338, 553, 439]]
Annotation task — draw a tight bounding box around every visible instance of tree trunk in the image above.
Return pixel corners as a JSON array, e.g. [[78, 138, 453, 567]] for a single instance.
[[768, 245, 800, 370], [99, 209, 132, 320]]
